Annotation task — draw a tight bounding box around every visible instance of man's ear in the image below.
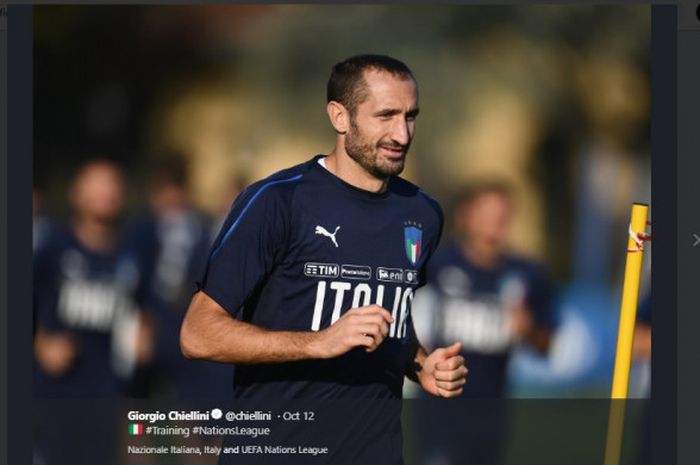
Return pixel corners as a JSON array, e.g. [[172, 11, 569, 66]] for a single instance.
[[327, 101, 350, 134]]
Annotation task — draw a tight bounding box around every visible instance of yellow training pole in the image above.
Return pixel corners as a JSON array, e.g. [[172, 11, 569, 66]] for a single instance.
[[603, 203, 649, 465]]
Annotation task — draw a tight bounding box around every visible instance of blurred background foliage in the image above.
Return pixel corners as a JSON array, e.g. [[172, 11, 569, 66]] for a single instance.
[[34, 5, 649, 268]]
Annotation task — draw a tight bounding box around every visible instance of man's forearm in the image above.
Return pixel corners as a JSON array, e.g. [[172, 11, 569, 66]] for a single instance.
[[181, 291, 322, 364], [181, 291, 393, 364]]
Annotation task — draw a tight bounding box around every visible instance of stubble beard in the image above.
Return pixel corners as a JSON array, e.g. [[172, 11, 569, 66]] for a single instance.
[[344, 118, 409, 179]]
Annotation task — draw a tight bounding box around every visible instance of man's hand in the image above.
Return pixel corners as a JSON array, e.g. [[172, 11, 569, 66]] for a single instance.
[[135, 313, 154, 365], [34, 330, 77, 377], [417, 342, 468, 398], [181, 292, 393, 364], [308, 305, 394, 359], [509, 303, 534, 342], [508, 304, 551, 353]]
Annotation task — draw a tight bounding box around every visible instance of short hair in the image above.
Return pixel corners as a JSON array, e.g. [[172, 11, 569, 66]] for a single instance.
[[454, 180, 513, 210], [327, 54, 415, 114], [73, 158, 123, 184]]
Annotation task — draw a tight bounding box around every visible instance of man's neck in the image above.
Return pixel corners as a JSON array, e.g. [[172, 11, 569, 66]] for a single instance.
[[73, 217, 115, 253], [461, 240, 501, 270], [323, 148, 388, 194]]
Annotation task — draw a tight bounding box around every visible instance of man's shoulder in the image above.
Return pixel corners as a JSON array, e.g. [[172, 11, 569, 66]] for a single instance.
[[502, 253, 550, 281], [249, 157, 316, 188], [428, 241, 463, 266], [40, 222, 76, 253], [389, 176, 443, 221], [240, 157, 318, 204]]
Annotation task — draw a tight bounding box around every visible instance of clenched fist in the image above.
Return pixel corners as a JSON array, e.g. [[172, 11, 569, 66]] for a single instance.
[[308, 305, 394, 359], [418, 342, 468, 398]]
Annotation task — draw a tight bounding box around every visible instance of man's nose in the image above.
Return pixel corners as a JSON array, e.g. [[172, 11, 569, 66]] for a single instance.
[[390, 118, 411, 146]]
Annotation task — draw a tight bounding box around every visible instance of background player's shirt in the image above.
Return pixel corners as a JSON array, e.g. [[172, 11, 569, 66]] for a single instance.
[[198, 155, 444, 399], [33, 226, 142, 397], [124, 210, 231, 398], [415, 241, 553, 397], [637, 292, 651, 326]]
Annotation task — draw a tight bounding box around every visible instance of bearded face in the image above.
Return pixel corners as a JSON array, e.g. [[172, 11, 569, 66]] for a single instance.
[[342, 70, 419, 179], [344, 115, 410, 178]]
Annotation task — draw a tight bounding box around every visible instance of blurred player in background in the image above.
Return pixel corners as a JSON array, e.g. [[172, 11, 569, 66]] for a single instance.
[[124, 156, 231, 398], [416, 182, 553, 395], [34, 159, 152, 396], [412, 181, 554, 465], [33, 159, 152, 465]]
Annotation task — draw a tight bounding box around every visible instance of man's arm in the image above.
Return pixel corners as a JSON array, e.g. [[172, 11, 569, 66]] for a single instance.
[[180, 291, 394, 364], [34, 329, 76, 377], [404, 321, 468, 398], [632, 322, 651, 361], [510, 304, 551, 353]]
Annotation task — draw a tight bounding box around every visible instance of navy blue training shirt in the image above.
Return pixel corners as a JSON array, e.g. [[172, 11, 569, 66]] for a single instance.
[[198, 155, 444, 399], [415, 241, 553, 397], [33, 225, 142, 397], [124, 211, 232, 398]]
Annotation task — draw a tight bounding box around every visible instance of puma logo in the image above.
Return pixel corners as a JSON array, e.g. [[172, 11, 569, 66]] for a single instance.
[[315, 225, 340, 248]]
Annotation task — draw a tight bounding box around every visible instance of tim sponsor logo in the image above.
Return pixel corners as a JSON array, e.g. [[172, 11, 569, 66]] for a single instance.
[[304, 263, 339, 278]]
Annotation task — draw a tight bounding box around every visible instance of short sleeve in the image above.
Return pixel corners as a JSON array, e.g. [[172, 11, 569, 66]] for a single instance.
[[197, 184, 291, 317], [418, 193, 444, 289]]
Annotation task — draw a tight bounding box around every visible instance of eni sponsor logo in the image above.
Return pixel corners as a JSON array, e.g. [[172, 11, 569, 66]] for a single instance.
[[377, 267, 403, 283]]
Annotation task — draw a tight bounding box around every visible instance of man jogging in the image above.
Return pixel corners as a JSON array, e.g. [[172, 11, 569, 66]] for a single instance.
[[181, 54, 468, 464]]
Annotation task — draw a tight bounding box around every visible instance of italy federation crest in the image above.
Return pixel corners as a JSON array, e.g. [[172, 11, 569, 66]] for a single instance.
[[404, 226, 422, 266]]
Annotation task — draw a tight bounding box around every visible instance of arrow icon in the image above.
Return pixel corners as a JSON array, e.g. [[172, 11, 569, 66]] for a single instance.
[[694, 234, 700, 247]]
